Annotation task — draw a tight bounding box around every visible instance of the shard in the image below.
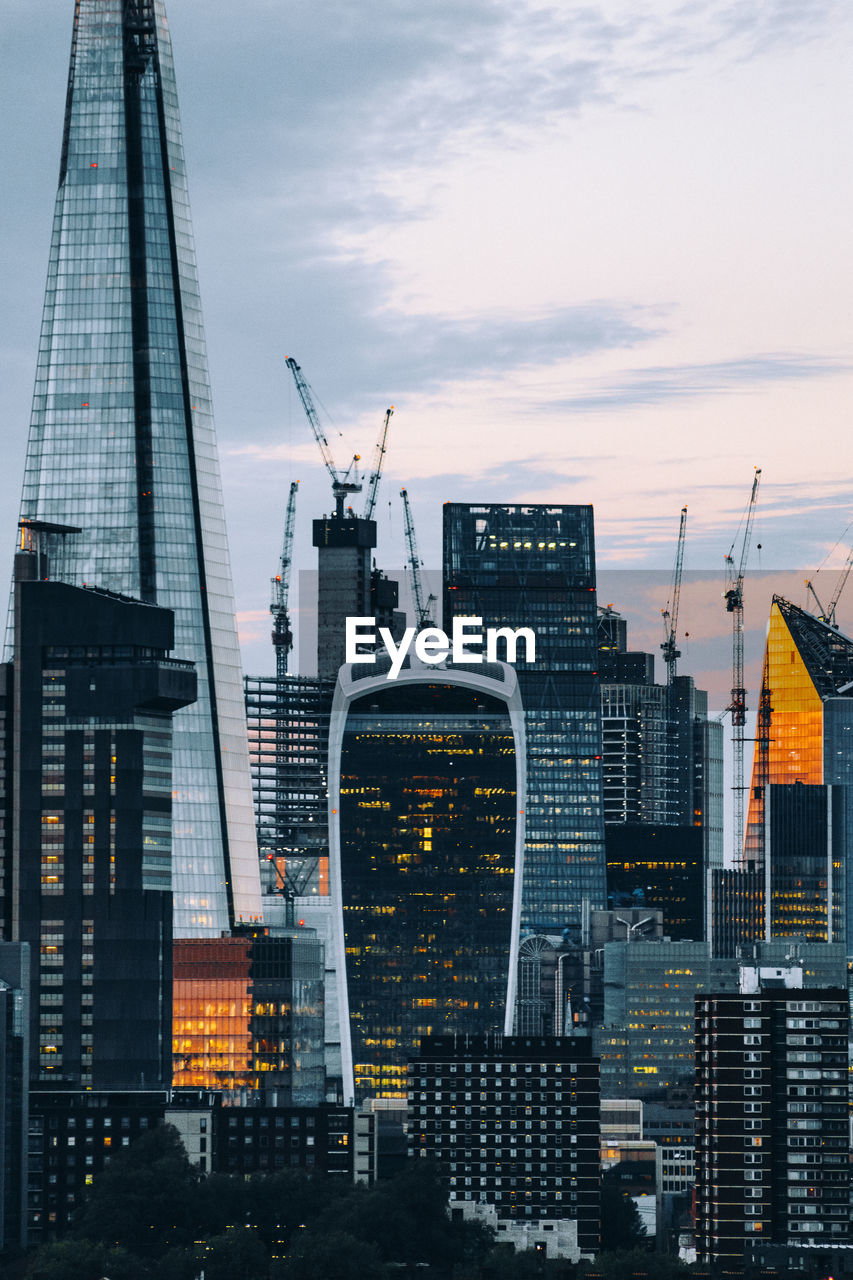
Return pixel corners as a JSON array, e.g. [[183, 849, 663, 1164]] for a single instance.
[[14, 0, 261, 934]]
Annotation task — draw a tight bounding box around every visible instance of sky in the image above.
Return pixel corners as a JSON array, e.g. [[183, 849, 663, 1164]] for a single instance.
[[1, 0, 852, 692]]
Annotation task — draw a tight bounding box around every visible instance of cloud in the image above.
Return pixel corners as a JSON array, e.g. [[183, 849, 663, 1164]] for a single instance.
[[548, 353, 850, 411]]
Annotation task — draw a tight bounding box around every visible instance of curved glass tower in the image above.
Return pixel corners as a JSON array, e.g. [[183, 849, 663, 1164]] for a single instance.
[[327, 657, 526, 1104], [14, 0, 261, 934]]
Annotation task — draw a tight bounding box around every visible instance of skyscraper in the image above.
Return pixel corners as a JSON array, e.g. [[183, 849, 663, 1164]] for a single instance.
[[742, 597, 853, 948], [13, 0, 260, 935], [328, 656, 525, 1103], [443, 504, 605, 935]]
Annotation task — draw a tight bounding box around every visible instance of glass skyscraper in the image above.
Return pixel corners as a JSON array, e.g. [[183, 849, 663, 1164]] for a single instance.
[[13, 1, 261, 934], [743, 596, 853, 949], [443, 504, 606, 935], [327, 658, 526, 1104]]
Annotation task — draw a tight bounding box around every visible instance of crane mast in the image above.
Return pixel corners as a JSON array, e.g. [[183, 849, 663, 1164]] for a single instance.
[[285, 356, 362, 517], [270, 480, 299, 678], [661, 505, 687, 684], [724, 467, 761, 862], [826, 547, 853, 628], [400, 487, 435, 629], [363, 406, 394, 520]]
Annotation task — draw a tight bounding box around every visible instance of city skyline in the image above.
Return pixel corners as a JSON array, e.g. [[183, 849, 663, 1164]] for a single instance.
[[2, 1, 852, 685]]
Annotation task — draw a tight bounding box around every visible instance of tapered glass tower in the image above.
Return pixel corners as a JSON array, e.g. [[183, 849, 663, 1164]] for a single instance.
[[14, 1, 261, 934]]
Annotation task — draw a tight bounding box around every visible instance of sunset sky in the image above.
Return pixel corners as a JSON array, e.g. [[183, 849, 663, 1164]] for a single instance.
[[2, 0, 852, 688]]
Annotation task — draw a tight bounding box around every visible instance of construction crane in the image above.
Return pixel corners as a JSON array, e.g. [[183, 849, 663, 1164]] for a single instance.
[[723, 467, 762, 863], [400, 487, 436, 629], [805, 544, 853, 629], [285, 356, 362, 518], [265, 852, 319, 928], [661, 505, 687, 684], [270, 480, 299, 679], [363, 406, 394, 521]]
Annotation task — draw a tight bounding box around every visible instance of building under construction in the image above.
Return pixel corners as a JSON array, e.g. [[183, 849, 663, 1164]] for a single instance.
[[245, 358, 404, 904]]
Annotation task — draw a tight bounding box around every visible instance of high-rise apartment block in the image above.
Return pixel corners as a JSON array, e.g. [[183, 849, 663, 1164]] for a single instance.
[[443, 505, 605, 935], [329, 659, 525, 1103], [408, 1034, 600, 1260], [694, 987, 850, 1267], [14, 0, 260, 936]]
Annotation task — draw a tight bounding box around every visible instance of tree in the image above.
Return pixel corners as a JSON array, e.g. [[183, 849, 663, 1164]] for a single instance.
[[25, 1240, 149, 1280], [599, 1174, 648, 1253], [278, 1228, 387, 1280], [193, 1227, 268, 1280], [71, 1124, 201, 1257]]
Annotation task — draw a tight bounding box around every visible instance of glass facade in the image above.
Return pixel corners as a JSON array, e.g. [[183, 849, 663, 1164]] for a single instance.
[[443, 504, 605, 935], [742, 597, 853, 951], [593, 940, 739, 1097], [14, 0, 260, 935], [329, 665, 524, 1103], [764, 784, 844, 944], [172, 930, 325, 1103]]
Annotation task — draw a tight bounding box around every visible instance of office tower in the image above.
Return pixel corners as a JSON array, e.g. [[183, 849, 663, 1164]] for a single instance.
[[593, 940, 739, 1098], [606, 825, 704, 941], [694, 987, 850, 1267], [328, 658, 525, 1103], [744, 597, 853, 865], [172, 928, 325, 1105], [4, 549, 195, 1089], [764, 783, 845, 944], [0, 943, 29, 1253], [443, 504, 605, 935], [408, 1034, 600, 1260], [711, 867, 764, 958], [15, 0, 261, 936], [597, 609, 724, 886]]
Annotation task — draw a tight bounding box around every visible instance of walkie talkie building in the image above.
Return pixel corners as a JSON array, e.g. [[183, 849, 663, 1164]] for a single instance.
[[13, 0, 261, 934]]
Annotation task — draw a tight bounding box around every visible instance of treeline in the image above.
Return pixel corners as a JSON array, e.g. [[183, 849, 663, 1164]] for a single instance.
[[16, 1126, 696, 1280]]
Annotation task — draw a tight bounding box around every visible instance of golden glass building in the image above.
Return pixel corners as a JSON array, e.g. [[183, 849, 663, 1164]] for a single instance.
[[743, 596, 853, 948]]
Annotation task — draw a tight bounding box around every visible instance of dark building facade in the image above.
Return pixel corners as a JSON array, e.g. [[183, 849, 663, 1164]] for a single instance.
[[0, 943, 29, 1254], [27, 1089, 168, 1243], [408, 1034, 600, 1260], [27, 1091, 357, 1244], [606, 824, 704, 941], [694, 987, 850, 1267], [443, 504, 605, 936], [597, 609, 724, 921], [764, 783, 845, 945], [329, 659, 524, 1103], [4, 561, 195, 1090]]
